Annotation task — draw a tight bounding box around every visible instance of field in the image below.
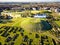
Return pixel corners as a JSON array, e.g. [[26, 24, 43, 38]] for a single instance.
[[0, 17, 58, 45], [55, 21, 60, 27]]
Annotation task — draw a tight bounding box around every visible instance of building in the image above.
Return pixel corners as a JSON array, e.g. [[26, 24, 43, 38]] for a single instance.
[[55, 8, 60, 13], [43, 7, 51, 12], [1, 10, 21, 18], [32, 8, 36, 10]]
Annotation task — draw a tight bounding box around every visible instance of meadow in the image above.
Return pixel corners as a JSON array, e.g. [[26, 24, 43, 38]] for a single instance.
[[0, 17, 58, 45]]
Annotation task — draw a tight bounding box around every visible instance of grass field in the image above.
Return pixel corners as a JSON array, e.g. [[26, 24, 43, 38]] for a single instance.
[[0, 17, 58, 45], [55, 21, 60, 27]]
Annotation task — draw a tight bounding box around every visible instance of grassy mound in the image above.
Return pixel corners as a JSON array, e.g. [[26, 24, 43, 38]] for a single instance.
[[21, 18, 41, 31]]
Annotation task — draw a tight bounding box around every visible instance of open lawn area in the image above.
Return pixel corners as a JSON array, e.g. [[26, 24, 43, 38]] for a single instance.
[[0, 17, 58, 45], [0, 26, 57, 45], [0, 17, 45, 26], [55, 21, 60, 27]]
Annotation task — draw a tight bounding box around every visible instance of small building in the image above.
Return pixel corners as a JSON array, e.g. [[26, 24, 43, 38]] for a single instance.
[[44, 7, 50, 10], [29, 7, 33, 10], [35, 7, 40, 10], [1, 11, 21, 18], [43, 7, 51, 12], [11, 7, 21, 10], [34, 14, 46, 18], [55, 8, 60, 13], [32, 8, 36, 10]]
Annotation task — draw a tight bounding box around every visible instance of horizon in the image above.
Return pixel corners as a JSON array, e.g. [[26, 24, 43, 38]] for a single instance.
[[0, 0, 60, 2]]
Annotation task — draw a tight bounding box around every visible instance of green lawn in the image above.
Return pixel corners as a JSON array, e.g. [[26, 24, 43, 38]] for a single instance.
[[0, 17, 58, 45], [55, 21, 60, 27], [0, 26, 56, 45]]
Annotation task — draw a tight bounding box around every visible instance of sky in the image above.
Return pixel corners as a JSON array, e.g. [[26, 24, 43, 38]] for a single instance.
[[0, 0, 60, 2]]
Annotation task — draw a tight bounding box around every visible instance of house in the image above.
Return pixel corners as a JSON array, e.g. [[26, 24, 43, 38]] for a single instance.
[[55, 8, 60, 15], [34, 14, 46, 18], [32, 8, 36, 10], [43, 7, 51, 12], [1, 11, 21, 18], [11, 7, 21, 10], [55, 8, 60, 13], [35, 7, 40, 10], [29, 7, 33, 10]]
